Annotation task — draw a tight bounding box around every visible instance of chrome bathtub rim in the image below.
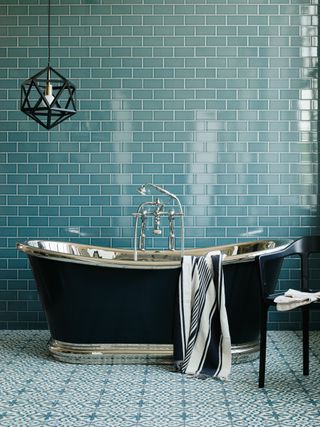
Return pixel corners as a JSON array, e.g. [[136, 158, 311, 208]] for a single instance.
[[17, 238, 293, 270]]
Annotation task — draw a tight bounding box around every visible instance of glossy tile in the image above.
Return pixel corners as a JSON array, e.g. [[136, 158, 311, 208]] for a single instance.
[[0, 0, 319, 329]]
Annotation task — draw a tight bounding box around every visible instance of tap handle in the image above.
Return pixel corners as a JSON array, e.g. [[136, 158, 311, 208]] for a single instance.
[[153, 214, 162, 235]]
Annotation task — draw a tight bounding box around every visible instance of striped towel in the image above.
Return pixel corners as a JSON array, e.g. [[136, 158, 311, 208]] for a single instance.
[[174, 251, 231, 379]]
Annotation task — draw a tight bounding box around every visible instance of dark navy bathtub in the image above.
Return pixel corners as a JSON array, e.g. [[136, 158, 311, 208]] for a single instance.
[[17, 239, 290, 363]]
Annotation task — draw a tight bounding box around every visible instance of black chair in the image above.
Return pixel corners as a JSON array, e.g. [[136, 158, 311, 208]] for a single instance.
[[255, 236, 320, 388]]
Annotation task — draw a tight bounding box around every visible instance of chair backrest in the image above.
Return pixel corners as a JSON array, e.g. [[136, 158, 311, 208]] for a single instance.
[[255, 236, 320, 298]]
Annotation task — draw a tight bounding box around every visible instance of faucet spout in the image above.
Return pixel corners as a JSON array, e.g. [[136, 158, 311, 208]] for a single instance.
[[153, 198, 164, 235]]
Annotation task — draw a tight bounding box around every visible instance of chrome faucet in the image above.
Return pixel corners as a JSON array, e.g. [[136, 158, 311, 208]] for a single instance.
[[133, 184, 184, 261], [153, 198, 164, 236], [139, 209, 147, 251], [168, 209, 175, 251]]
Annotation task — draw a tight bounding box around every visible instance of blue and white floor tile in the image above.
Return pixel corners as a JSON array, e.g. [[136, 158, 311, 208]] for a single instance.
[[0, 330, 320, 426]]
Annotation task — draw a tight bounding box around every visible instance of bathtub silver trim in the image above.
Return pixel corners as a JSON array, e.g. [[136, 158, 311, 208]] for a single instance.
[[231, 341, 260, 364], [48, 340, 174, 364], [48, 339, 259, 365], [17, 238, 293, 270]]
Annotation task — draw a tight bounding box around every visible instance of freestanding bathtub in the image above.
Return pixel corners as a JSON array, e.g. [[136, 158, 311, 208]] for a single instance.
[[17, 239, 291, 364]]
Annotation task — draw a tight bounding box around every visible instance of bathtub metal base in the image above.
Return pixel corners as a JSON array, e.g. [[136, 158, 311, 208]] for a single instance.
[[48, 339, 174, 365], [48, 338, 259, 365], [231, 341, 260, 364]]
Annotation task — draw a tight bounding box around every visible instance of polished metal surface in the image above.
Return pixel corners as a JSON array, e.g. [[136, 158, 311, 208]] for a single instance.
[[133, 183, 185, 261], [48, 340, 174, 365], [48, 339, 259, 365], [231, 341, 260, 364], [17, 238, 292, 270], [168, 209, 175, 251]]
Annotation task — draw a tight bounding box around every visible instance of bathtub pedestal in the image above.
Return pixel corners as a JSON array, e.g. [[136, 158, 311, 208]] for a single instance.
[[231, 341, 260, 363], [49, 339, 174, 365], [48, 338, 259, 365]]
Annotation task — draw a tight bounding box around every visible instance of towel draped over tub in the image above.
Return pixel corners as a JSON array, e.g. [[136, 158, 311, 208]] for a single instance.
[[174, 251, 231, 379]]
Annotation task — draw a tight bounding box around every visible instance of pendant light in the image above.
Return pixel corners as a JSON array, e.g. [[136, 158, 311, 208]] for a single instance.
[[21, 0, 76, 130]]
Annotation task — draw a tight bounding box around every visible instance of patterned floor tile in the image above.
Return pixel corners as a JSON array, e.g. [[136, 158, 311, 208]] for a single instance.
[[0, 331, 320, 426]]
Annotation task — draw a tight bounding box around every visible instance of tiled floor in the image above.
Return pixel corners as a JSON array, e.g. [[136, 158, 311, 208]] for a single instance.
[[0, 330, 320, 427]]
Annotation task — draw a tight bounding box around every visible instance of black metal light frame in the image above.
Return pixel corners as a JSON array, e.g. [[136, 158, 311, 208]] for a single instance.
[[21, 0, 76, 130]]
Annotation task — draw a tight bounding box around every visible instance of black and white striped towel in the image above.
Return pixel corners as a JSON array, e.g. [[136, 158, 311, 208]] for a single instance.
[[174, 251, 231, 379]]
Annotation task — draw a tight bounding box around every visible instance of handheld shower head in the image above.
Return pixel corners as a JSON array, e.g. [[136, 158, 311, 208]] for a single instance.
[[137, 183, 172, 199], [137, 184, 148, 196]]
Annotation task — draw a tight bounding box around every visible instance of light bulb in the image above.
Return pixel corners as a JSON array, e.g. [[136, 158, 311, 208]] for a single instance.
[[41, 83, 54, 107]]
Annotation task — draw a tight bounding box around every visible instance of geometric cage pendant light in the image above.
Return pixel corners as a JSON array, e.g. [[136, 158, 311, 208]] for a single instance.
[[20, 0, 76, 130]]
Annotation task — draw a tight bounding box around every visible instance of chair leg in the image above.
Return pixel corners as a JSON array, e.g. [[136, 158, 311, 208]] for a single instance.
[[302, 306, 309, 376], [259, 305, 268, 388]]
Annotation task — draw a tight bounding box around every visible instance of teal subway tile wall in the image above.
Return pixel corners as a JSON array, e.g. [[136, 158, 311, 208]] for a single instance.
[[0, 0, 319, 329]]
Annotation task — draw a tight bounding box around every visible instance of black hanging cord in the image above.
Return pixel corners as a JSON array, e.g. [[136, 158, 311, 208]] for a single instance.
[[47, 0, 51, 67]]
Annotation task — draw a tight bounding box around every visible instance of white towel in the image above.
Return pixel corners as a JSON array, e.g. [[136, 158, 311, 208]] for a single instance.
[[174, 251, 231, 379], [274, 289, 320, 311]]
